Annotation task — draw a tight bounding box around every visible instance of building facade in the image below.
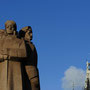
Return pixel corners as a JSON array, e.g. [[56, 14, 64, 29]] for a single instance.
[[85, 61, 90, 90]]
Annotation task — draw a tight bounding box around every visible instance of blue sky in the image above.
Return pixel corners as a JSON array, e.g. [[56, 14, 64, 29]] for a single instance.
[[0, 0, 90, 90]]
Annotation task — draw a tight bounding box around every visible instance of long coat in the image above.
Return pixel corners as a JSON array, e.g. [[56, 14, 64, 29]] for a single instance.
[[0, 35, 27, 90], [22, 41, 40, 90]]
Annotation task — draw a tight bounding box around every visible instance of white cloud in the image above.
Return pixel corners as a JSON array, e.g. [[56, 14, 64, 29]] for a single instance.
[[62, 66, 86, 90]]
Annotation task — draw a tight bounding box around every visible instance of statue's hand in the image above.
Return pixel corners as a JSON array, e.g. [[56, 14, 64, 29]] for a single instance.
[[0, 54, 4, 61], [0, 49, 10, 61], [3, 55, 10, 60], [0, 54, 10, 61]]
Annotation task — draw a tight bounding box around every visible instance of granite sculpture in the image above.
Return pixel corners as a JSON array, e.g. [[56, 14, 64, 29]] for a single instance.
[[0, 20, 40, 90]]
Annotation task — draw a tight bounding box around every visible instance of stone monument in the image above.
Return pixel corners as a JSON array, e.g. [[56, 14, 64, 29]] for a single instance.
[[0, 21, 40, 90], [19, 26, 40, 90]]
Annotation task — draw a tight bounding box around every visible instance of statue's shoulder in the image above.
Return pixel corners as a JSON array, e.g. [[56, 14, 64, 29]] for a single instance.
[[0, 29, 6, 39], [28, 42, 36, 51], [15, 38, 25, 44], [30, 42, 35, 48], [11, 37, 25, 48], [8, 36, 24, 42], [0, 29, 5, 34]]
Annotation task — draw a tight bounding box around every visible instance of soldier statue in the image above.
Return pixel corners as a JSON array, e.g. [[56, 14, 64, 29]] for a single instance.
[[0, 20, 27, 90], [0, 21, 40, 90], [19, 26, 40, 90]]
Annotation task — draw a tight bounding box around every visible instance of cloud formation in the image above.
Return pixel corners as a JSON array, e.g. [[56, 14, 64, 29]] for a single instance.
[[62, 66, 86, 90]]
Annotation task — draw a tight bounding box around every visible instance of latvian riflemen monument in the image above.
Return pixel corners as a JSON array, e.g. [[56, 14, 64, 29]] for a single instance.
[[0, 20, 40, 90]]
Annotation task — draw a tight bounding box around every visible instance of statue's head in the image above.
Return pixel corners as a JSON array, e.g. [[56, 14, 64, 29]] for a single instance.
[[5, 20, 17, 35], [19, 26, 33, 41]]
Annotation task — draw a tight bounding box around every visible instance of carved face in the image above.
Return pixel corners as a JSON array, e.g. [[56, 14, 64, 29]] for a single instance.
[[25, 30, 33, 41], [5, 22, 16, 34]]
